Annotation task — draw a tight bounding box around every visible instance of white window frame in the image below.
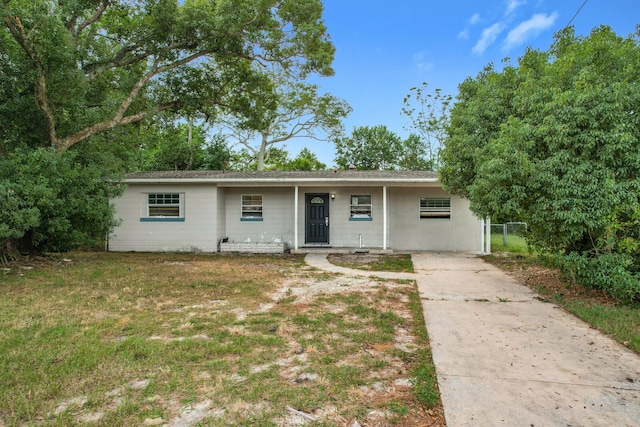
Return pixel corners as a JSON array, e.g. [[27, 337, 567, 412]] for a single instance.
[[241, 194, 263, 220], [420, 197, 451, 219], [142, 193, 184, 222], [350, 194, 372, 220]]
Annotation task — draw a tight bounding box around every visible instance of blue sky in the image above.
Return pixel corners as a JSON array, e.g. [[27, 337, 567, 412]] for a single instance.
[[285, 0, 639, 167]]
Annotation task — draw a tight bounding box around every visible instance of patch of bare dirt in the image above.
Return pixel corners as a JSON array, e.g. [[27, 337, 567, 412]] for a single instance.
[[263, 260, 447, 427], [329, 253, 383, 265], [1, 254, 75, 274], [272, 274, 408, 305]]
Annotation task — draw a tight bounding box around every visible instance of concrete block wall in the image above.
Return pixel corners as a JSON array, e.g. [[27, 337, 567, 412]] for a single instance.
[[219, 242, 287, 254]]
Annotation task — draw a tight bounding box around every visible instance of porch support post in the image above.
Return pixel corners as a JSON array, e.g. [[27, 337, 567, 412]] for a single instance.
[[481, 217, 486, 254], [383, 186, 387, 250], [485, 216, 491, 254], [294, 185, 299, 250]]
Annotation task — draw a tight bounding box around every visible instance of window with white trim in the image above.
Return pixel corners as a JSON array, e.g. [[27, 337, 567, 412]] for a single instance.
[[420, 197, 451, 219], [350, 195, 372, 220], [241, 194, 263, 220], [147, 193, 182, 218]]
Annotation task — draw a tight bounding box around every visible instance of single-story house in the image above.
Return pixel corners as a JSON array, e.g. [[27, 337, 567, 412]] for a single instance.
[[108, 170, 491, 254]]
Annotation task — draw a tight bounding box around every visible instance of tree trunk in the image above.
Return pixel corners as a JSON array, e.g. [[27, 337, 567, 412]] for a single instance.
[[256, 134, 269, 171], [185, 122, 194, 170]]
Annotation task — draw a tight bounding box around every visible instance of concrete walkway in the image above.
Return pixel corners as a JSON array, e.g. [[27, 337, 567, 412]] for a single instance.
[[305, 253, 640, 426]]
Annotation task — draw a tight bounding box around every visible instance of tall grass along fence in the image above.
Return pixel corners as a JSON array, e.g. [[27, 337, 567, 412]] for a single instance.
[[490, 222, 528, 246], [489, 222, 528, 254]]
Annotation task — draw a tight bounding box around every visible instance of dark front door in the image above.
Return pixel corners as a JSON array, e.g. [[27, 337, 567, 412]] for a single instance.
[[306, 194, 329, 244]]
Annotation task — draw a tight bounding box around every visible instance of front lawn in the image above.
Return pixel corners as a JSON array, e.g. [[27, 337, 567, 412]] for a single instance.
[[0, 252, 443, 426]]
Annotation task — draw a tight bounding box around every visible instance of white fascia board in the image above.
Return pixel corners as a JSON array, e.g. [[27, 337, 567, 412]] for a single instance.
[[124, 177, 440, 186]]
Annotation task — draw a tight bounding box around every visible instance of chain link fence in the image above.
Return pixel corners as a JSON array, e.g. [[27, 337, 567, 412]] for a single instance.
[[491, 222, 528, 246]]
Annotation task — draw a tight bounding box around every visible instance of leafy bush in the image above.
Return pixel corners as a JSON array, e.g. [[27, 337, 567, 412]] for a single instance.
[[555, 252, 640, 304], [0, 148, 124, 255], [440, 26, 640, 304]]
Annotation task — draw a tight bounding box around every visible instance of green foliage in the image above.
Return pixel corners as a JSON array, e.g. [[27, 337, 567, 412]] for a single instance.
[[334, 126, 431, 170], [220, 74, 350, 171], [398, 133, 435, 171], [0, 148, 124, 254], [0, 0, 336, 256], [201, 135, 234, 170], [441, 26, 640, 301], [136, 123, 232, 171], [229, 146, 286, 171], [280, 148, 327, 171], [554, 253, 640, 304], [402, 83, 453, 166], [229, 146, 326, 171], [1, 0, 336, 151]]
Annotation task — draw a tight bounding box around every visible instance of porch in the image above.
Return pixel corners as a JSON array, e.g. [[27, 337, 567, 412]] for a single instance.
[[290, 246, 394, 255]]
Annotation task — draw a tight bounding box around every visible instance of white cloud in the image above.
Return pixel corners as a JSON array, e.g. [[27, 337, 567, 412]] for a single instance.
[[413, 52, 434, 72], [505, 0, 526, 17], [469, 13, 481, 25], [504, 12, 558, 50], [473, 23, 504, 55], [458, 13, 481, 40]]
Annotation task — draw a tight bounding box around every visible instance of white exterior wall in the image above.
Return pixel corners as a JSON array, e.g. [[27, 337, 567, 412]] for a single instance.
[[222, 187, 295, 246], [216, 187, 226, 249], [297, 186, 385, 248], [388, 187, 482, 251], [109, 184, 219, 252], [109, 180, 481, 253]]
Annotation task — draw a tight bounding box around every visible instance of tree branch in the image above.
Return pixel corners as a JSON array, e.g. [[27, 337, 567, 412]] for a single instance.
[[83, 39, 198, 80], [72, 0, 111, 38], [55, 100, 181, 151], [53, 44, 213, 150], [4, 15, 60, 146], [55, 56, 163, 150]]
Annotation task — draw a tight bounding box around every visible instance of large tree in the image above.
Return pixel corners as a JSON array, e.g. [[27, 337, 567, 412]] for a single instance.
[[219, 74, 350, 170], [334, 125, 430, 170], [441, 26, 640, 301], [0, 0, 334, 255], [282, 147, 326, 171], [402, 83, 452, 166], [0, 0, 335, 152]]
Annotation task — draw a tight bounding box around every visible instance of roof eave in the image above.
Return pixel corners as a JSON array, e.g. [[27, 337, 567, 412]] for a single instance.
[[124, 177, 440, 185]]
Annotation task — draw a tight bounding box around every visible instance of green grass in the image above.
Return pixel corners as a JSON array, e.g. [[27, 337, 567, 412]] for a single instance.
[[327, 254, 414, 273], [406, 288, 440, 409], [564, 301, 640, 353], [372, 255, 414, 272], [490, 233, 528, 254], [0, 252, 439, 426]]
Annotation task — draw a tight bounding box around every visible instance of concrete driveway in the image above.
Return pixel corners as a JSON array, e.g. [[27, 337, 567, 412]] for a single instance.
[[305, 252, 640, 426]]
